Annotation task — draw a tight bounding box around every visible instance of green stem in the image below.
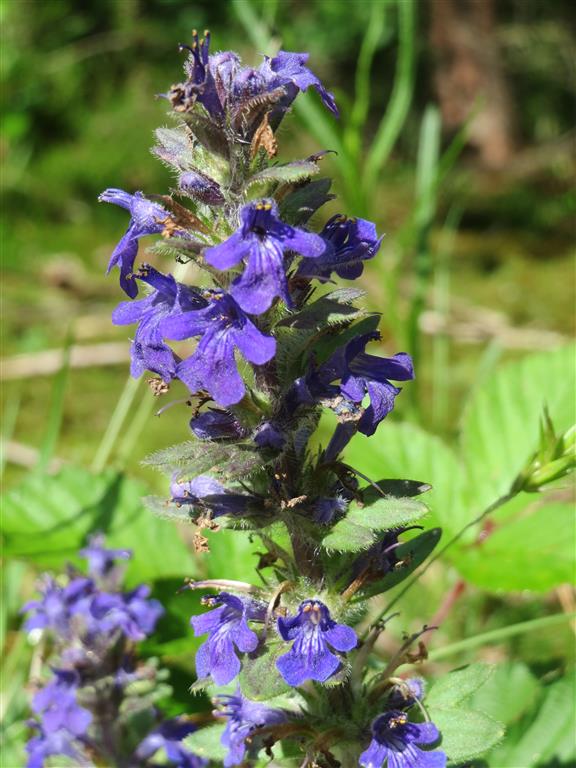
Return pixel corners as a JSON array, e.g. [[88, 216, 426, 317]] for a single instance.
[[429, 612, 576, 661]]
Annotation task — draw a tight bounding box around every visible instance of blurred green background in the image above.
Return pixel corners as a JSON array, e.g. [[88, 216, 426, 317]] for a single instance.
[[1, 0, 575, 765]]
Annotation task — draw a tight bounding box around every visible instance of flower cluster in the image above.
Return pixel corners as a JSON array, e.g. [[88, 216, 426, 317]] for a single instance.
[[23, 536, 205, 768], [99, 31, 446, 768]]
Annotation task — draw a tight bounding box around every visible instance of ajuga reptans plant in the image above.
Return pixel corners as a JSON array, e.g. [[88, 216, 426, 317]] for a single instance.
[[26, 31, 450, 767], [22, 536, 206, 767]]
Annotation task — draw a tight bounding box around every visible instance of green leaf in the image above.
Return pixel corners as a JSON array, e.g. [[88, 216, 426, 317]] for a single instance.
[[144, 440, 264, 481], [184, 724, 228, 762], [431, 708, 504, 762], [322, 496, 429, 553], [276, 288, 366, 332], [347, 495, 429, 530], [245, 160, 319, 192], [467, 662, 539, 726], [1, 466, 193, 584], [312, 314, 381, 367], [354, 528, 442, 601], [321, 520, 378, 553], [344, 422, 466, 535], [279, 178, 334, 224], [239, 642, 291, 700], [488, 677, 575, 767], [451, 502, 575, 592], [426, 664, 495, 708], [461, 344, 576, 513]]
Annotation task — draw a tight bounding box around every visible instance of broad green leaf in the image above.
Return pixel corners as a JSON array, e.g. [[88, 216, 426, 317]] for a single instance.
[[461, 344, 576, 513], [347, 495, 429, 530], [467, 662, 539, 726], [322, 495, 429, 553], [431, 708, 504, 762], [451, 502, 575, 592], [321, 520, 379, 553], [488, 676, 575, 766], [184, 724, 228, 762], [426, 663, 495, 708], [1, 466, 193, 584]]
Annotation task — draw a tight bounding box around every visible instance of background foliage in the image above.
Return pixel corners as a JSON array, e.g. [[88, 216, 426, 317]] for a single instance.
[[1, 0, 575, 765]]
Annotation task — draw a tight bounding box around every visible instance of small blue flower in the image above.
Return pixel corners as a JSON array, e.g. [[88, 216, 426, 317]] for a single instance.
[[135, 718, 207, 768], [388, 678, 426, 710], [298, 214, 382, 281], [276, 599, 357, 686], [215, 688, 287, 767], [295, 332, 414, 438], [79, 533, 131, 583], [314, 496, 347, 524], [21, 576, 94, 637], [179, 170, 225, 205], [359, 711, 446, 768], [99, 189, 171, 298], [89, 585, 164, 641], [161, 290, 276, 407], [112, 265, 204, 382], [190, 592, 266, 685], [204, 200, 326, 315], [170, 474, 254, 518], [253, 421, 285, 450], [333, 333, 414, 436], [26, 723, 92, 768], [189, 409, 247, 441], [31, 669, 91, 736], [175, 31, 236, 119], [260, 50, 339, 116], [171, 35, 337, 125]]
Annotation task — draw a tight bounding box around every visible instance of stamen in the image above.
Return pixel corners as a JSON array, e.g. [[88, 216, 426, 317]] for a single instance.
[[155, 398, 193, 417]]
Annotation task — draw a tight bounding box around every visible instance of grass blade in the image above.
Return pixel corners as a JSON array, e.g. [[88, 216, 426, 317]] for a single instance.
[[35, 333, 72, 474], [364, 0, 416, 195], [91, 375, 141, 473]]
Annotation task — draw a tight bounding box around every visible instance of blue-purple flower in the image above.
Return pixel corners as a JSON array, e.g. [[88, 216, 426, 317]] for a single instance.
[[215, 689, 287, 767], [276, 599, 357, 686], [22, 576, 93, 637], [170, 474, 254, 518], [135, 718, 207, 768], [89, 585, 164, 641], [314, 496, 347, 524], [259, 50, 338, 117], [296, 332, 414, 437], [189, 409, 247, 441], [190, 593, 266, 685], [298, 214, 382, 281], [170, 34, 337, 126], [204, 200, 326, 314], [112, 265, 204, 382], [26, 723, 92, 768], [161, 290, 276, 406], [359, 711, 446, 768], [99, 189, 172, 298], [79, 533, 131, 583], [31, 670, 92, 736], [253, 421, 285, 450], [388, 678, 426, 710]]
